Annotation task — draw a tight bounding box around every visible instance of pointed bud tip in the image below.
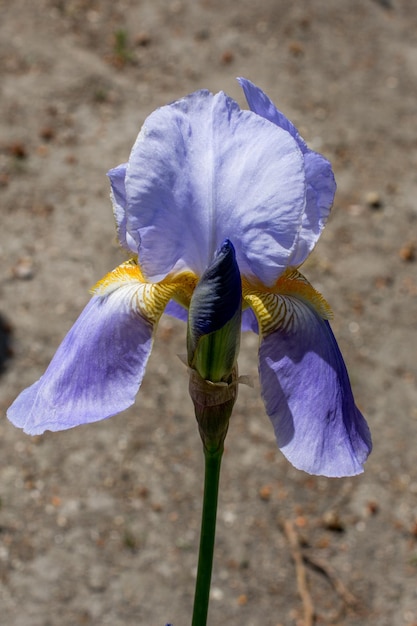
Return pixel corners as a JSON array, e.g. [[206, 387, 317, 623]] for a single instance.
[[218, 238, 234, 256]]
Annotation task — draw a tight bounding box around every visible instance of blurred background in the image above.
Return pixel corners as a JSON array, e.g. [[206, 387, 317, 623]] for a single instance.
[[1, 1, 416, 624]]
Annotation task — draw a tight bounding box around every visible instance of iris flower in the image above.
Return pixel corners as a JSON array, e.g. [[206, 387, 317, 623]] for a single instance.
[[7, 79, 371, 477]]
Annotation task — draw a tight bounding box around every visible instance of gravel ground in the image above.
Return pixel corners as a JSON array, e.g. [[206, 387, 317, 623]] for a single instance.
[[1, 1, 417, 625]]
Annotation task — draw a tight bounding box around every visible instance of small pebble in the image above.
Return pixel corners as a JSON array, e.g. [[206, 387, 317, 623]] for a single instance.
[[210, 586, 224, 601], [11, 257, 35, 280], [135, 31, 151, 46], [259, 485, 272, 501], [221, 50, 234, 64], [39, 126, 55, 141], [367, 500, 379, 515], [322, 510, 345, 532], [365, 191, 383, 209], [7, 141, 27, 159], [288, 40, 304, 56], [399, 241, 415, 262]]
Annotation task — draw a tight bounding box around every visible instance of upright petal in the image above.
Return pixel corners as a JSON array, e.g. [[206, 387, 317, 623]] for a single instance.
[[258, 302, 371, 477], [289, 150, 336, 267], [7, 261, 178, 435], [238, 77, 307, 150], [107, 163, 137, 253], [238, 78, 336, 267], [123, 89, 306, 286]]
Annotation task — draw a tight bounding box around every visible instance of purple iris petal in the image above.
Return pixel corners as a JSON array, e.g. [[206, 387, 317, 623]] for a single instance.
[[238, 78, 336, 268], [122, 89, 306, 286], [241, 308, 258, 333], [7, 292, 154, 435], [107, 163, 137, 253], [258, 303, 371, 477], [238, 77, 307, 149], [164, 300, 188, 322]]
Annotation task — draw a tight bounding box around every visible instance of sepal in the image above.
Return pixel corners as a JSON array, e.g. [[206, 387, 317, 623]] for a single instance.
[[189, 367, 238, 454]]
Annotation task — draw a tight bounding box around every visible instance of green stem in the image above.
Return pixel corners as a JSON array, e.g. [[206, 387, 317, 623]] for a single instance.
[[191, 446, 223, 626]]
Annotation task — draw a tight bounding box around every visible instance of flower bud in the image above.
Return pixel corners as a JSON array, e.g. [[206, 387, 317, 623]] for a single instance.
[[187, 239, 242, 452], [187, 239, 242, 383]]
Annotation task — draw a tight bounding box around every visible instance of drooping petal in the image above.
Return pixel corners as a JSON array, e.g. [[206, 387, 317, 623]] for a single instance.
[[107, 163, 137, 253], [7, 261, 179, 435], [164, 300, 188, 323], [241, 307, 258, 333], [238, 78, 336, 267], [245, 270, 371, 477], [7, 295, 152, 434], [123, 89, 306, 286], [260, 311, 371, 477]]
